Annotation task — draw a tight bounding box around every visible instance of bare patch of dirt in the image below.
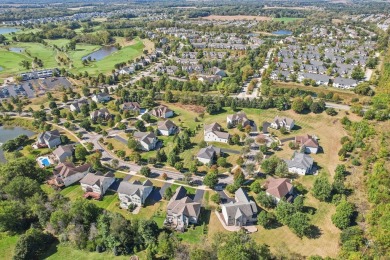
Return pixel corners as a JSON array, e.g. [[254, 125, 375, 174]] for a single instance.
[[174, 103, 205, 114]]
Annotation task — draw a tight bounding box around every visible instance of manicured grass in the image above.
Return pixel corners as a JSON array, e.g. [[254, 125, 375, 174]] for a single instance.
[[42, 242, 130, 260], [273, 17, 304, 23], [69, 38, 145, 76], [0, 233, 20, 260], [0, 49, 32, 78]]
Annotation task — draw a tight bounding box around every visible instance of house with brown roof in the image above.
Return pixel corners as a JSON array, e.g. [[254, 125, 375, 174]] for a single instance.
[[221, 188, 258, 227], [90, 108, 112, 121], [295, 134, 319, 154], [264, 177, 294, 203], [157, 120, 178, 136], [204, 123, 230, 143], [121, 102, 141, 113], [49, 162, 91, 187], [150, 105, 173, 118], [165, 186, 201, 232], [80, 172, 115, 199]]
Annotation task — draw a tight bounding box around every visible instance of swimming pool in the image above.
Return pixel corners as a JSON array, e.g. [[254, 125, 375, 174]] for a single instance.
[[38, 157, 51, 167]]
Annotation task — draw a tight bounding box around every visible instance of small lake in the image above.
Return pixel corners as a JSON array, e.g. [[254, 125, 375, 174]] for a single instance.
[[0, 126, 35, 162], [0, 27, 20, 35], [0, 66, 3, 71], [82, 46, 118, 61], [272, 30, 293, 36], [9, 47, 24, 53]]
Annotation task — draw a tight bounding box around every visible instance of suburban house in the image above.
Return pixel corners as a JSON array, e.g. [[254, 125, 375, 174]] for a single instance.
[[69, 99, 88, 112], [227, 111, 251, 127], [297, 73, 330, 86], [333, 77, 358, 89], [284, 152, 314, 175], [157, 120, 178, 136], [52, 145, 73, 163], [117, 179, 154, 208], [220, 188, 258, 227], [295, 134, 320, 154], [80, 172, 115, 199], [270, 116, 295, 131], [165, 186, 201, 232], [91, 93, 110, 103], [49, 162, 91, 187], [204, 123, 230, 143], [133, 132, 158, 151], [121, 102, 141, 113], [90, 108, 112, 121], [196, 145, 221, 164], [264, 177, 294, 203], [150, 105, 174, 118], [37, 130, 61, 148]]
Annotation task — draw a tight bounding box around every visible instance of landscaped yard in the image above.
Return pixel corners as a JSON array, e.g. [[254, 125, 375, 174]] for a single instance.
[[0, 233, 20, 260]]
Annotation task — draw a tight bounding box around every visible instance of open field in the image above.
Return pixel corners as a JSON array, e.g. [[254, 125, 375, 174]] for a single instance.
[[273, 17, 304, 23], [202, 15, 272, 21], [0, 233, 19, 260], [263, 6, 315, 10], [0, 49, 32, 78]]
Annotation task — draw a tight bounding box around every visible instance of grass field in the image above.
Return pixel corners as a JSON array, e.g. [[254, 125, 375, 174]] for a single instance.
[[273, 17, 304, 23], [0, 49, 32, 78], [202, 15, 271, 21], [0, 233, 20, 260]]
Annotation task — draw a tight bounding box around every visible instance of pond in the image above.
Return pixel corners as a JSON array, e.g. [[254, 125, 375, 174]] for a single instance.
[[272, 30, 293, 36], [82, 46, 118, 61], [9, 47, 24, 53], [0, 27, 20, 35], [0, 126, 35, 162], [0, 66, 3, 71]]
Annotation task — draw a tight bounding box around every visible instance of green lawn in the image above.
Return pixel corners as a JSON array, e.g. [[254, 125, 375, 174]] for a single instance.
[[273, 17, 304, 23], [0, 233, 19, 260], [0, 49, 32, 78]]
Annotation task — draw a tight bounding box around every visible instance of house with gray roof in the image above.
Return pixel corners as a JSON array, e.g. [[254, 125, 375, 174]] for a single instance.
[[70, 99, 89, 112], [91, 93, 110, 103], [90, 108, 112, 121], [196, 145, 221, 164], [157, 120, 178, 136], [121, 102, 141, 113], [221, 188, 258, 227], [80, 172, 115, 199], [270, 116, 295, 131], [37, 130, 61, 148], [204, 123, 230, 143], [118, 179, 153, 208], [227, 111, 251, 128], [52, 145, 73, 163], [333, 77, 358, 89], [298, 73, 330, 86], [165, 186, 201, 232], [150, 105, 174, 118], [284, 152, 314, 175], [133, 132, 158, 151]]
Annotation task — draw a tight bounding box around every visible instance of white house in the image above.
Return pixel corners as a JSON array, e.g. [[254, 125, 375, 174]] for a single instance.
[[157, 120, 178, 136], [295, 134, 319, 154], [165, 186, 201, 232], [49, 162, 91, 187], [133, 132, 158, 151], [204, 123, 230, 143], [150, 105, 174, 118], [69, 99, 88, 112], [91, 93, 110, 103], [117, 179, 154, 208], [270, 116, 295, 131], [80, 172, 115, 199], [196, 145, 221, 164], [333, 77, 358, 89], [284, 152, 314, 175], [221, 188, 258, 227]]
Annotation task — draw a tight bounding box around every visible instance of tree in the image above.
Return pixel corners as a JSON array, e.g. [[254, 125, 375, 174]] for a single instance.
[[163, 187, 173, 200], [0, 200, 27, 232], [211, 193, 221, 204], [4, 176, 41, 202], [13, 228, 54, 260], [217, 157, 228, 167], [189, 161, 198, 174], [135, 120, 146, 131], [257, 211, 276, 229], [79, 119, 91, 131], [289, 212, 310, 238], [312, 176, 333, 202], [127, 138, 139, 150], [48, 101, 57, 109], [86, 151, 102, 170], [261, 156, 280, 174], [256, 191, 276, 209], [292, 97, 305, 113], [203, 171, 218, 188], [275, 201, 296, 225], [140, 166, 151, 177], [233, 170, 245, 187], [275, 161, 289, 177], [293, 195, 304, 212], [157, 231, 177, 259], [351, 66, 365, 81], [75, 145, 88, 161], [111, 159, 119, 169], [141, 113, 152, 122], [250, 181, 262, 194], [332, 199, 355, 230], [167, 151, 178, 166], [174, 162, 184, 171]]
